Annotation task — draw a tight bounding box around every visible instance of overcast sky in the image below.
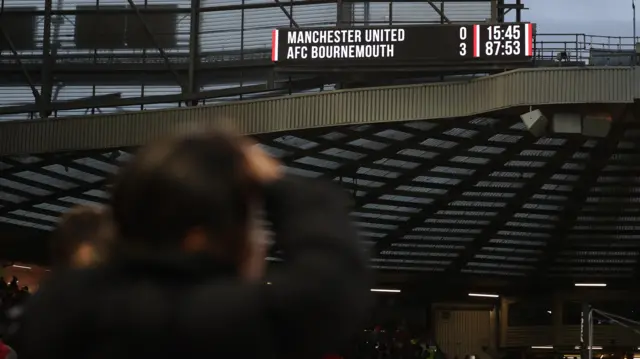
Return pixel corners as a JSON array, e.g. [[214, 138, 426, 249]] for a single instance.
[[518, 0, 636, 37]]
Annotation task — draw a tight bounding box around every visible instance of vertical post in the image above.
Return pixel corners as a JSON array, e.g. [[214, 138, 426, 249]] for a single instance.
[[580, 303, 592, 359], [363, 1, 369, 25], [337, 0, 353, 26], [633, 0, 637, 65], [265, 0, 274, 92], [240, 0, 245, 98], [515, 0, 522, 22], [493, 304, 500, 350], [497, 0, 505, 23], [51, 0, 64, 112], [632, 1, 637, 134], [498, 298, 510, 347], [127, 0, 184, 89], [187, 0, 201, 104], [41, 0, 54, 118], [551, 294, 563, 346], [490, 0, 499, 23]]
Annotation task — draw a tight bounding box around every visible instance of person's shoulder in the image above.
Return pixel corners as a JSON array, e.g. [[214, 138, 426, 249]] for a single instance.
[[31, 266, 111, 305], [44, 266, 105, 287]]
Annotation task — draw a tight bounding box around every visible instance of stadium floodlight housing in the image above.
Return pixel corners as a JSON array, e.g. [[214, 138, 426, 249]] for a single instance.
[[531, 346, 554, 349], [574, 283, 607, 287], [371, 288, 401, 293], [468, 293, 499, 298]]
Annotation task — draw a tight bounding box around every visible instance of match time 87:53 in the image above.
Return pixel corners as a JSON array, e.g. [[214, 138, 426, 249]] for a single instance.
[[484, 25, 522, 56]]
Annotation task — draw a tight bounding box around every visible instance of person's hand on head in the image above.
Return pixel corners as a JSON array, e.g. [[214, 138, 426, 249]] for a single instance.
[[242, 141, 282, 184]]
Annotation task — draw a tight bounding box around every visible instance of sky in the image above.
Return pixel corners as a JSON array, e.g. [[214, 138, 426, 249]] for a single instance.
[[521, 0, 637, 37]]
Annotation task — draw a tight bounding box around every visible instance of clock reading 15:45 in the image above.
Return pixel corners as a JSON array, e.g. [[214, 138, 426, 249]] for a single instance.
[[482, 24, 532, 57]]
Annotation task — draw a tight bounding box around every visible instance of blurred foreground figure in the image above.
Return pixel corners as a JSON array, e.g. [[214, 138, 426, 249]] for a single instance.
[[51, 205, 114, 269], [20, 131, 371, 359], [2, 205, 113, 353], [0, 338, 17, 359]]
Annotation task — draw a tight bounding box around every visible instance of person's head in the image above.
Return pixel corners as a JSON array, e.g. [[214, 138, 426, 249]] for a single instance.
[[110, 131, 268, 279], [51, 205, 114, 269]]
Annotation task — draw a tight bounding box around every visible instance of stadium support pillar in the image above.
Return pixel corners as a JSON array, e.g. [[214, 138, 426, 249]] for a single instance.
[[580, 303, 592, 359], [41, 0, 54, 118], [187, 0, 201, 102]]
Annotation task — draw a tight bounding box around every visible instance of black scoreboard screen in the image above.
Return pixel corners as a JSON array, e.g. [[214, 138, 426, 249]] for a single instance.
[[271, 23, 533, 65]]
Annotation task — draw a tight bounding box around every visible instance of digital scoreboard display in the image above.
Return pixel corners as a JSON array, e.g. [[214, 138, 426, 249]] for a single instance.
[[271, 23, 533, 65]]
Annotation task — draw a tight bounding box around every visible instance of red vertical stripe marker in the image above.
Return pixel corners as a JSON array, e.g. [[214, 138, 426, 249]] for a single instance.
[[527, 23, 533, 56], [271, 29, 279, 62], [473, 24, 480, 57]]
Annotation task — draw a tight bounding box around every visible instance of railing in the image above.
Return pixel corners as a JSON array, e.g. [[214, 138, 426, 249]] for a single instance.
[[2, 32, 640, 121], [2, 33, 639, 68], [0, 48, 272, 66], [534, 33, 639, 66]]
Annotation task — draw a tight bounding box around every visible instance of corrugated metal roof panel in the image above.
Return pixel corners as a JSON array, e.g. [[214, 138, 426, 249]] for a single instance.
[[2, 67, 638, 156]]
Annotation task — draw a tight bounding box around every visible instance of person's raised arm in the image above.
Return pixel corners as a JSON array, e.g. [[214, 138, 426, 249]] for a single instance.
[[178, 171, 372, 359]]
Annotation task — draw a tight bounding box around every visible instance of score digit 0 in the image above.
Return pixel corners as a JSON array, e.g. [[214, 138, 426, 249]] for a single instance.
[[459, 26, 467, 56]]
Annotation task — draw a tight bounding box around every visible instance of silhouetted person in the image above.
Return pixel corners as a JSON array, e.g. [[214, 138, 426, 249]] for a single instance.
[[7, 278, 17, 292], [19, 131, 371, 359], [3, 205, 113, 354], [50, 204, 114, 269]]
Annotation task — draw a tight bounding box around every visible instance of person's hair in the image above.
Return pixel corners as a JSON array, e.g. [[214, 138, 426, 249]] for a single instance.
[[50, 205, 114, 268], [110, 131, 261, 262]]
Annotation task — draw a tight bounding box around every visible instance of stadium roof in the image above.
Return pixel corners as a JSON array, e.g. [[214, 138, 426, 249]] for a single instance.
[[2, 115, 639, 286]]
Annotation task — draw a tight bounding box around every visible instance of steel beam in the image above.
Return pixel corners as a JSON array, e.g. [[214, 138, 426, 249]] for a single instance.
[[26, 0, 490, 16], [1, 148, 132, 178], [0, 178, 106, 217], [187, 0, 202, 97], [318, 123, 462, 194], [126, 0, 186, 90], [426, 0, 451, 23], [0, 23, 42, 111], [40, 0, 54, 118], [336, 0, 355, 26], [533, 123, 625, 280], [0, 93, 122, 117], [0, 77, 326, 116], [490, 0, 498, 22], [445, 135, 588, 274], [373, 118, 523, 256], [0, 153, 124, 217], [259, 123, 397, 171], [274, 0, 299, 28], [496, 0, 505, 22]]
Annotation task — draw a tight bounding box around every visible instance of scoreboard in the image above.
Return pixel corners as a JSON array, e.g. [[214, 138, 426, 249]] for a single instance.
[[271, 23, 534, 65]]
